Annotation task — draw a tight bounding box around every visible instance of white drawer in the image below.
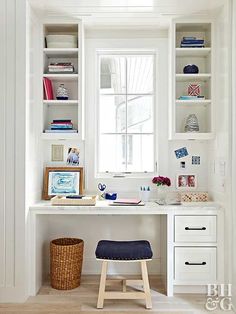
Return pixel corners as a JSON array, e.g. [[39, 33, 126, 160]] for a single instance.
[[175, 215, 216, 242], [175, 247, 216, 284]]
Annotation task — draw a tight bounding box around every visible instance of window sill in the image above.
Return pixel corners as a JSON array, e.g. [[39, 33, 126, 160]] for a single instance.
[[95, 172, 155, 179]]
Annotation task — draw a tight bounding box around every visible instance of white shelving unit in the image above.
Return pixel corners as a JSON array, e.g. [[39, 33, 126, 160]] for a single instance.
[[41, 23, 84, 140], [169, 20, 214, 140]]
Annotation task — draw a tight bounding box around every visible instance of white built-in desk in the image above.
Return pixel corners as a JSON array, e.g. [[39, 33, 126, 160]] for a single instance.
[[29, 201, 224, 297]]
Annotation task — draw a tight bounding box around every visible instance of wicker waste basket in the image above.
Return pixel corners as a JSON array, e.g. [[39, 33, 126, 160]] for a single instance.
[[50, 238, 84, 290]]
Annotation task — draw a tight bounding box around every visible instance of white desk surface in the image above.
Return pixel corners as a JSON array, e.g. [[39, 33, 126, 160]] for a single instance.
[[30, 200, 221, 215]]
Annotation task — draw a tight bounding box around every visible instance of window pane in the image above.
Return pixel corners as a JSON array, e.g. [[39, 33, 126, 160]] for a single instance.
[[127, 56, 153, 94], [99, 95, 126, 133], [126, 135, 154, 172], [127, 95, 153, 133], [98, 135, 127, 172], [100, 56, 126, 94]]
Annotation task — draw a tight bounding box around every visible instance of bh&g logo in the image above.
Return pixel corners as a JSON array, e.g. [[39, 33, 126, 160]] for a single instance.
[[205, 284, 233, 311]]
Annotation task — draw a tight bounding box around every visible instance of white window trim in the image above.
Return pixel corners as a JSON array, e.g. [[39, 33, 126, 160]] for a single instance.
[[95, 49, 158, 178]]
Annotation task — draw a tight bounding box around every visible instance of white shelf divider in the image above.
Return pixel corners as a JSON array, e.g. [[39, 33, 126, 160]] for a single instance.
[[41, 132, 79, 140], [176, 99, 211, 105], [43, 73, 78, 81], [176, 73, 211, 82], [43, 100, 78, 105], [176, 48, 211, 57], [43, 48, 79, 57]]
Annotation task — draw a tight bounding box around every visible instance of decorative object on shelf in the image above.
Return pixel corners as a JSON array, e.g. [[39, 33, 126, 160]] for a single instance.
[[176, 174, 197, 190], [48, 62, 74, 74], [183, 64, 199, 74], [181, 191, 208, 202], [98, 182, 106, 200], [188, 83, 201, 96], [185, 114, 199, 132], [56, 83, 69, 100], [174, 147, 188, 159], [152, 176, 171, 205], [43, 77, 54, 100], [180, 36, 204, 48], [192, 156, 201, 165], [67, 148, 80, 165], [46, 34, 77, 48], [51, 144, 64, 162], [43, 167, 84, 200]]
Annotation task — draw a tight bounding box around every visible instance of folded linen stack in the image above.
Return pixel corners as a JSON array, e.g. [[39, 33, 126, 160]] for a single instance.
[[180, 36, 205, 48], [48, 62, 74, 73]]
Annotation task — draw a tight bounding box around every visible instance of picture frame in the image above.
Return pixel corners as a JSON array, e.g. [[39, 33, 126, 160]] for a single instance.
[[176, 174, 197, 190], [43, 167, 84, 200]]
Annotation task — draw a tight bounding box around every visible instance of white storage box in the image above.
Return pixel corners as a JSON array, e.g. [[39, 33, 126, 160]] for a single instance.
[[46, 35, 77, 48]]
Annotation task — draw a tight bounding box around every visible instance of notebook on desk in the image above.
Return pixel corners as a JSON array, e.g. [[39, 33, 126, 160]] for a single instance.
[[110, 199, 144, 206]]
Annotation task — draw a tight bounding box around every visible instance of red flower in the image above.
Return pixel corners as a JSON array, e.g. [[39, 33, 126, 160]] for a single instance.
[[152, 176, 171, 186]]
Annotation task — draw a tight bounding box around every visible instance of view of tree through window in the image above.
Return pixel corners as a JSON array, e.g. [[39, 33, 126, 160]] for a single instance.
[[98, 54, 155, 173]]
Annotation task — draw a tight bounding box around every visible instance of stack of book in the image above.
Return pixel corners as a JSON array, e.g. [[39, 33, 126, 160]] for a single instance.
[[180, 37, 205, 48], [179, 95, 205, 100], [45, 120, 77, 133], [48, 62, 74, 73]]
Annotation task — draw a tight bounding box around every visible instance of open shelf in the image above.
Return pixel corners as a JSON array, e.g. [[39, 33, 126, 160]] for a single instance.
[[176, 100, 211, 105], [176, 74, 211, 82], [176, 48, 211, 57], [43, 74, 78, 81], [43, 100, 78, 105], [43, 48, 79, 57], [41, 132, 79, 140]]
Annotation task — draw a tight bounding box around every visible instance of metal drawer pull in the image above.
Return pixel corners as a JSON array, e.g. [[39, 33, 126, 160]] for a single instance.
[[185, 227, 206, 230], [185, 262, 206, 266]]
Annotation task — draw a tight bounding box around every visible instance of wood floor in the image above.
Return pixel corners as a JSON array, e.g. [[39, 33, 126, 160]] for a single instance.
[[0, 275, 233, 314]]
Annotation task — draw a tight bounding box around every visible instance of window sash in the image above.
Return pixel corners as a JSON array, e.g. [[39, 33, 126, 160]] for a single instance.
[[97, 52, 156, 174]]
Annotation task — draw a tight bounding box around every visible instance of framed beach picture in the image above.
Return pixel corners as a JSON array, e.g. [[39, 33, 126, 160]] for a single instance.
[[43, 167, 84, 200], [176, 174, 197, 190]]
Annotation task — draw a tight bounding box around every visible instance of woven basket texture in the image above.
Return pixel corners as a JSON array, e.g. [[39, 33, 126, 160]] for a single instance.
[[50, 238, 84, 290]]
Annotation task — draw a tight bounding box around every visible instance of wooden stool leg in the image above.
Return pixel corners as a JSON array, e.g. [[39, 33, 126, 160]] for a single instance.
[[141, 261, 152, 309], [97, 261, 108, 309]]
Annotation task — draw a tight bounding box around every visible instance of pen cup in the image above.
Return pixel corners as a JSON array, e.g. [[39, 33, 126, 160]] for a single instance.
[[139, 190, 150, 203]]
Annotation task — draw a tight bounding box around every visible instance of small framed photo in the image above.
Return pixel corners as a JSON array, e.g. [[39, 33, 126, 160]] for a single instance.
[[67, 147, 80, 165], [43, 167, 84, 200], [176, 174, 197, 190]]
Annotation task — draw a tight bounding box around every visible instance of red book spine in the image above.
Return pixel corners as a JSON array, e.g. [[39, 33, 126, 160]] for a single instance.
[[43, 78, 54, 100]]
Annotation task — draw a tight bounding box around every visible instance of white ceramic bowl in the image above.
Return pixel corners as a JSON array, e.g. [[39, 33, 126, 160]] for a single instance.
[[46, 35, 77, 48]]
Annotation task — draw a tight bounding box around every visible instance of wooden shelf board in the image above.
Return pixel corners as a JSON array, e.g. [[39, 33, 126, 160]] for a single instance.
[[176, 48, 211, 57], [43, 48, 79, 57], [171, 132, 214, 140], [43, 74, 78, 81], [43, 100, 78, 105], [176, 100, 211, 105], [176, 74, 211, 82], [41, 132, 79, 140]]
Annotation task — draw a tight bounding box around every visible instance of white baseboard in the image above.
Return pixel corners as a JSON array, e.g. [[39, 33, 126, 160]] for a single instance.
[[174, 285, 207, 294]]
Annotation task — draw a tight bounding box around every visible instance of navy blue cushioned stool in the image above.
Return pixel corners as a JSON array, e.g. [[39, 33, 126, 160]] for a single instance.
[[95, 240, 153, 309]]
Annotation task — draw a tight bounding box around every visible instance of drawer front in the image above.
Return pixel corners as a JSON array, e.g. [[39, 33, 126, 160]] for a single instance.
[[175, 247, 216, 283], [175, 215, 216, 242]]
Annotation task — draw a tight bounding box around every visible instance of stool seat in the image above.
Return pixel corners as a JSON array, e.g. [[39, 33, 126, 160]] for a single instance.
[[95, 240, 153, 260]]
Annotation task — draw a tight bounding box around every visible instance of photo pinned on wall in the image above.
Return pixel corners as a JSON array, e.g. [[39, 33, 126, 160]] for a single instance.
[[67, 148, 80, 165], [180, 161, 186, 169], [174, 147, 188, 159], [192, 156, 201, 165], [51, 144, 64, 162], [176, 174, 197, 190]]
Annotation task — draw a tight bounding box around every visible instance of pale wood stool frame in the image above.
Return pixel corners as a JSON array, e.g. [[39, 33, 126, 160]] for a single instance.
[[97, 259, 152, 309]]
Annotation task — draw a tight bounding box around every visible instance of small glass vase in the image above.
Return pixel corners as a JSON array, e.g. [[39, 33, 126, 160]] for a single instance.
[[156, 185, 168, 205]]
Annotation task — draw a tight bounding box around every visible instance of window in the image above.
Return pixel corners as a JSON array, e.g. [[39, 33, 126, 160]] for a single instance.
[[97, 53, 155, 174]]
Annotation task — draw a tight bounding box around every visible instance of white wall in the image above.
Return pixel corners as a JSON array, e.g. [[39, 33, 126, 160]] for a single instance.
[[0, 0, 27, 302], [207, 2, 232, 284]]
